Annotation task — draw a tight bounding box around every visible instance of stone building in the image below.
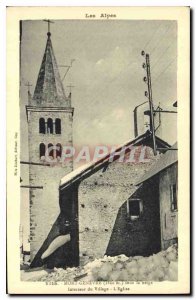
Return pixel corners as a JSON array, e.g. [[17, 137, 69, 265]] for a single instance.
[[30, 132, 171, 268], [26, 30, 74, 262], [136, 143, 178, 250], [26, 27, 177, 270]]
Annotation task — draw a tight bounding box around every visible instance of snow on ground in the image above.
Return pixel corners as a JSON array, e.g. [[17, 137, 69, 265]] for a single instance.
[[21, 269, 49, 281], [21, 244, 178, 282]]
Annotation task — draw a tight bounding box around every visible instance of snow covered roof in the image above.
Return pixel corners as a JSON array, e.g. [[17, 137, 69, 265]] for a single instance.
[[136, 142, 177, 185], [60, 132, 171, 190]]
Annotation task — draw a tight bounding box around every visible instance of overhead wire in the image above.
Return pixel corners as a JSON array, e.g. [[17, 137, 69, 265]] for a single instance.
[[151, 37, 177, 72], [74, 23, 176, 132], [75, 24, 164, 119], [73, 23, 163, 116], [148, 23, 173, 56], [143, 23, 162, 51], [153, 58, 176, 84]]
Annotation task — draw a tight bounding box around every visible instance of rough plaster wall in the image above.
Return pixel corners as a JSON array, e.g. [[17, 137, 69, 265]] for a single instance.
[[28, 110, 73, 260], [78, 146, 158, 264], [159, 164, 178, 250]]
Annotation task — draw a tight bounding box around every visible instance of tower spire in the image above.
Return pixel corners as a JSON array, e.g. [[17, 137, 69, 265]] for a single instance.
[[32, 22, 70, 107]]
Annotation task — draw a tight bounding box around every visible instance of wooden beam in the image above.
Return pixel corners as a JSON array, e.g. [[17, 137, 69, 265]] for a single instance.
[[157, 148, 178, 151], [153, 110, 177, 113], [20, 185, 43, 189], [20, 161, 50, 166]]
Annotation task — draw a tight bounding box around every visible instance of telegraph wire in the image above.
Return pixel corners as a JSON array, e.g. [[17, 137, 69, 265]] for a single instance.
[[153, 57, 176, 84], [76, 58, 175, 133], [68, 23, 165, 114], [75, 23, 164, 114], [151, 37, 177, 72], [74, 23, 176, 131], [81, 23, 174, 110], [148, 23, 173, 56], [143, 23, 162, 51], [76, 56, 175, 132]]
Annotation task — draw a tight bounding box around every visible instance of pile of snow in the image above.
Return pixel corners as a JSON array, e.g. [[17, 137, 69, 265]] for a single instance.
[[36, 244, 178, 282], [83, 244, 178, 282], [38, 267, 80, 282], [21, 269, 49, 281]]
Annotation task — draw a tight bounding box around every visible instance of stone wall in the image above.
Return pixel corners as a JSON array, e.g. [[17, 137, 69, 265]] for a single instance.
[[28, 109, 73, 261], [78, 146, 159, 264]]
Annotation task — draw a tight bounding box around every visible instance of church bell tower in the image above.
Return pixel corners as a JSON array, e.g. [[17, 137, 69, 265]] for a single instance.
[[26, 27, 74, 261]]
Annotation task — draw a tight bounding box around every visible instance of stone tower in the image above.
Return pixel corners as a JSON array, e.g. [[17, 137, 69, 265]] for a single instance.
[[26, 30, 74, 261]]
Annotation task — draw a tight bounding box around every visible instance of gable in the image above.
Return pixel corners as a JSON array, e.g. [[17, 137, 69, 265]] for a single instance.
[[60, 132, 171, 190]]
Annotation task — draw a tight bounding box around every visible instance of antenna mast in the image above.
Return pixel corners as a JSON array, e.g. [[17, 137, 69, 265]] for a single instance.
[[62, 59, 75, 82]]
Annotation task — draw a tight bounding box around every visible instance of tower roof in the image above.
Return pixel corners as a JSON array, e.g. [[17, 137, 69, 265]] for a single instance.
[[32, 32, 69, 106]]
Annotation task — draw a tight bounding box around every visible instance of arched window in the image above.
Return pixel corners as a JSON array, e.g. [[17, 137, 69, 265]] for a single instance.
[[48, 143, 54, 158], [55, 118, 61, 134], [39, 143, 46, 158], [56, 143, 62, 158], [39, 118, 45, 134], [47, 118, 53, 134]]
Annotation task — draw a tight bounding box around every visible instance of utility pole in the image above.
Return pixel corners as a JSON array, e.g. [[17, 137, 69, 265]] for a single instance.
[[142, 51, 157, 156]]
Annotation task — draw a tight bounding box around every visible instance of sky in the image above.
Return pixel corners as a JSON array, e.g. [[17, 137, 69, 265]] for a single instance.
[[21, 20, 177, 152], [20, 20, 177, 248]]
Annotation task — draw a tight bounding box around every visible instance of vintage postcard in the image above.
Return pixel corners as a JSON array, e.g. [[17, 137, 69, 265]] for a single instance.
[[7, 6, 190, 294]]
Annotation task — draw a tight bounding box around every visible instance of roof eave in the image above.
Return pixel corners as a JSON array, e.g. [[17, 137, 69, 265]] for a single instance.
[[135, 160, 178, 186], [60, 131, 171, 190]]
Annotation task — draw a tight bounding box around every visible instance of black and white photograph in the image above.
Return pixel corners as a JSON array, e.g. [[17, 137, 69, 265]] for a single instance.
[[6, 6, 190, 294]]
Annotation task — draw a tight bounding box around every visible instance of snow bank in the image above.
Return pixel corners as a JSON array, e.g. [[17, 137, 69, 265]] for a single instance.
[[83, 244, 178, 282], [34, 244, 178, 282]]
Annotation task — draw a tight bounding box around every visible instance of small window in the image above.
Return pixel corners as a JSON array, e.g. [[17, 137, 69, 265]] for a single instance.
[[39, 143, 45, 158], [127, 198, 143, 220], [47, 118, 53, 134], [55, 118, 61, 134], [170, 184, 177, 211], [39, 118, 45, 134], [56, 143, 62, 158], [48, 143, 54, 158]]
